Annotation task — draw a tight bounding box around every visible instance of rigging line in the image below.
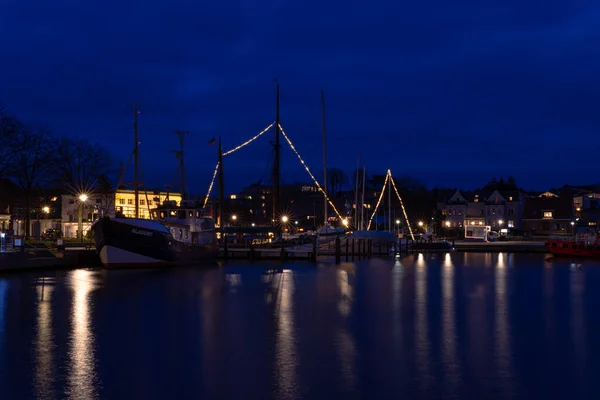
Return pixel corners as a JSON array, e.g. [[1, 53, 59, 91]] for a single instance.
[[202, 162, 220, 208], [388, 170, 415, 240], [222, 123, 274, 156], [366, 172, 389, 231], [277, 123, 343, 220], [201, 123, 274, 207]]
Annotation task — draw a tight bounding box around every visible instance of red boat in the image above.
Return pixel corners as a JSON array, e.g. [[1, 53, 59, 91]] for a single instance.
[[545, 233, 600, 258]]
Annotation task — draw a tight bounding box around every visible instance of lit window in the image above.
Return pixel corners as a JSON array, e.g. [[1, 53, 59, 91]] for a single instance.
[[127, 199, 133, 205], [119, 199, 125, 205], [509, 196, 513, 201], [230, 194, 237, 200], [543, 211, 553, 219], [508, 220, 514, 228], [140, 199, 145, 205]]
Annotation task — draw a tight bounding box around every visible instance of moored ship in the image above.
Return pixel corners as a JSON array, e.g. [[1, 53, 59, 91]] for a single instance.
[[545, 232, 600, 258], [92, 200, 218, 269]]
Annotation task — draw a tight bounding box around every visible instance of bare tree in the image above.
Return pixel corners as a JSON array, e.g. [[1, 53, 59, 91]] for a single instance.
[[95, 173, 115, 217], [10, 124, 57, 238], [0, 106, 21, 179], [53, 135, 113, 194]]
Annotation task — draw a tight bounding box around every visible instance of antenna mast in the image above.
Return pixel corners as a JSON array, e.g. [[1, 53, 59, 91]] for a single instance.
[[171, 130, 190, 199]]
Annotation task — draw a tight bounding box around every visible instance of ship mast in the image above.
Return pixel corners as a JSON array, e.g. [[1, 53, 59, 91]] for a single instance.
[[134, 104, 140, 219], [321, 90, 328, 230], [273, 82, 280, 223], [218, 136, 225, 238]]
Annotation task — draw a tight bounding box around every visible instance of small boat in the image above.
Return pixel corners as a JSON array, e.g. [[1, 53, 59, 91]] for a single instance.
[[545, 233, 600, 258]]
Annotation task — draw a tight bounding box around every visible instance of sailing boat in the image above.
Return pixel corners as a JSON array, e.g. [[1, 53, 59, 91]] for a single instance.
[[91, 107, 218, 269]]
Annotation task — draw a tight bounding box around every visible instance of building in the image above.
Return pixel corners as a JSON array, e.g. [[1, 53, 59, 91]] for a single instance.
[[573, 191, 600, 230], [441, 189, 526, 232], [523, 192, 574, 235], [61, 189, 181, 238]]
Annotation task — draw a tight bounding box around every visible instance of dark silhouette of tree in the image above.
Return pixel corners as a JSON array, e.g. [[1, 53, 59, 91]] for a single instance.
[[10, 124, 57, 238], [327, 167, 348, 198], [96, 173, 115, 217], [53, 135, 113, 194], [0, 107, 21, 179]]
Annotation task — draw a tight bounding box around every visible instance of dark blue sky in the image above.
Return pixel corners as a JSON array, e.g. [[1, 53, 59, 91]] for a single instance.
[[1, 1, 599, 195]]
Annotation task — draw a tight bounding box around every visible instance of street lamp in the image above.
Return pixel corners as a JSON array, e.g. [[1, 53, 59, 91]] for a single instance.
[[281, 215, 289, 223], [342, 218, 348, 227], [571, 221, 575, 236], [42, 206, 50, 215], [77, 194, 88, 240], [231, 214, 237, 221]]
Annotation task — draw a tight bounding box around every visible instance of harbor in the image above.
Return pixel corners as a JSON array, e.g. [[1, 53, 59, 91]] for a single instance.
[[1, 238, 549, 273], [1, 252, 599, 399]]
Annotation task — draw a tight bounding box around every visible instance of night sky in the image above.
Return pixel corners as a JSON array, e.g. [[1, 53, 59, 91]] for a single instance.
[[1, 1, 599, 195]]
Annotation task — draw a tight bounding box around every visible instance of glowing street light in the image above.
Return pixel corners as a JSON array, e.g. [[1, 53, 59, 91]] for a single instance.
[[42, 206, 50, 214], [395, 219, 400, 225], [418, 221, 423, 227], [445, 221, 450, 227], [281, 215, 289, 223], [342, 218, 349, 227], [231, 214, 237, 221], [77, 194, 88, 241], [498, 219, 504, 225], [251, 223, 255, 227], [294, 221, 298, 225]]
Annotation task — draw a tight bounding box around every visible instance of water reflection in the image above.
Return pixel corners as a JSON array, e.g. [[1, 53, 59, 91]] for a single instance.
[[442, 253, 460, 395], [570, 263, 585, 383], [415, 254, 432, 396], [495, 253, 514, 395], [274, 269, 298, 398], [67, 269, 99, 399], [337, 269, 353, 317], [35, 279, 55, 400], [336, 267, 356, 389], [0, 279, 7, 374]]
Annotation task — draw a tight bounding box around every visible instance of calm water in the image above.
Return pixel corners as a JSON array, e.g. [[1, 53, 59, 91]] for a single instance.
[[1, 253, 600, 399]]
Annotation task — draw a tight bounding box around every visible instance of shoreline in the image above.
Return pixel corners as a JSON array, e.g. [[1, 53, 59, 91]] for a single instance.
[[0, 241, 553, 274]]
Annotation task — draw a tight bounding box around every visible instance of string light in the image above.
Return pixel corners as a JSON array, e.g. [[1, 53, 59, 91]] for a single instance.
[[222, 123, 274, 156], [201, 123, 274, 207], [203, 162, 220, 208], [278, 123, 343, 220], [366, 173, 389, 231], [388, 169, 415, 240]]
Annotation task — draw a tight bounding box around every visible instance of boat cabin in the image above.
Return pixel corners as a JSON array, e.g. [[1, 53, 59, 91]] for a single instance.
[[150, 200, 215, 245]]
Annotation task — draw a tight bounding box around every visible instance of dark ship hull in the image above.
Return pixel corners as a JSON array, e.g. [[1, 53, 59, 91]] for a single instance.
[[91, 217, 217, 269]]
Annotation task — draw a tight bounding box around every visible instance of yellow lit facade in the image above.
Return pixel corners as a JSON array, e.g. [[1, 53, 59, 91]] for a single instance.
[[114, 190, 182, 219]]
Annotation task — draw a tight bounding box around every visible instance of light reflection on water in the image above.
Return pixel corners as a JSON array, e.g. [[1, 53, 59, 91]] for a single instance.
[[0, 253, 599, 399], [67, 269, 100, 400], [274, 269, 298, 399], [35, 279, 55, 400], [442, 252, 460, 396]]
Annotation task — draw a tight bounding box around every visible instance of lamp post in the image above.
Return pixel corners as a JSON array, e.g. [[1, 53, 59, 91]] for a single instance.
[[78, 194, 88, 240]]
